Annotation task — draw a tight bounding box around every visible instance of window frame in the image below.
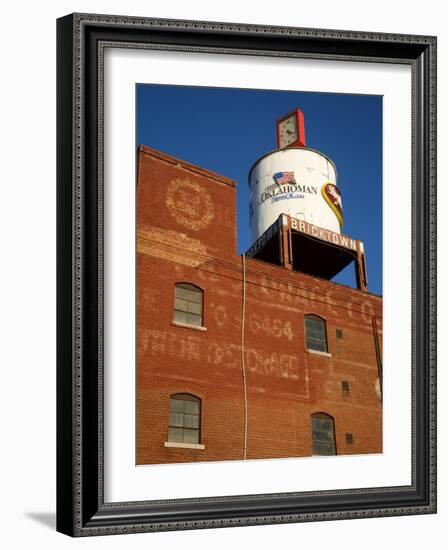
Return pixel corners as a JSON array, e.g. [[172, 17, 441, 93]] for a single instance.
[[311, 412, 337, 456], [304, 314, 329, 354], [173, 282, 205, 329], [167, 393, 202, 446]]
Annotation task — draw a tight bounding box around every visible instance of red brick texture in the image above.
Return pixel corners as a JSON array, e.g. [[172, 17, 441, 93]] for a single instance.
[[136, 145, 383, 465]]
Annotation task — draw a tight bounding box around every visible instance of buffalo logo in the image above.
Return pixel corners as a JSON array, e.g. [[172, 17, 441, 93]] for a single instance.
[[321, 183, 344, 229]]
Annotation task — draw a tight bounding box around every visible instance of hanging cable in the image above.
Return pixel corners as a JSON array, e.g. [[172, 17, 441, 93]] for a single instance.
[[241, 253, 248, 460]]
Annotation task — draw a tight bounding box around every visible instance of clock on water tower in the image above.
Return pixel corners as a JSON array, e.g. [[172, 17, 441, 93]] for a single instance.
[[248, 108, 344, 244], [276, 109, 306, 148]]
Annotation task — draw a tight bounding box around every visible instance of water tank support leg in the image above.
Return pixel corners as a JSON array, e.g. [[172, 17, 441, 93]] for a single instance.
[[280, 224, 293, 270], [355, 252, 368, 292]]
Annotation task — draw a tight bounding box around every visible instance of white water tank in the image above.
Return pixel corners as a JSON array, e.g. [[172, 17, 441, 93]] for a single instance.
[[249, 147, 343, 243]]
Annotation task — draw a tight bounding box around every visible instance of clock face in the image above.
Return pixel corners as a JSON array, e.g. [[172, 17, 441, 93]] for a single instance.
[[278, 114, 298, 147]]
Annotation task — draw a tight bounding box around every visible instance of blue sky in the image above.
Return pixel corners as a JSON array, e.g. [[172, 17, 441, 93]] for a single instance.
[[136, 85, 382, 296]]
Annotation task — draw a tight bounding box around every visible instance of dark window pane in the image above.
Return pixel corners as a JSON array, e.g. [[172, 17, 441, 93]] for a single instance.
[[175, 284, 202, 303], [312, 442, 336, 455], [187, 301, 202, 315], [184, 400, 200, 415], [184, 414, 199, 429], [307, 338, 327, 352], [311, 414, 336, 455], [168, 427, 184, 442], [173, 310, 188, 325], [170, 399, 184, 413], [187, 291, 203, 304], [305, 316, 327, 352], [169, 413, 184, 427], [174, 298, 188, 311], [174, 283, 203, 326], [169, 395, 201, 444], [183, 429, 200, 444], [175, 286, 195, 300], [312, 430, 331, 442], [186, 313, 201, 326]]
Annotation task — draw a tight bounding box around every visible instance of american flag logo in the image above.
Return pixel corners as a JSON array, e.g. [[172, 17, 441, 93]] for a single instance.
[[273, 171, 296, 186]]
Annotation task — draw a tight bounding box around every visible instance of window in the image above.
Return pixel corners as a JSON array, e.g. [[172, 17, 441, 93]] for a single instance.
[[345, 433, 354, 444], [174, 283, 203, 327], [311, 413, 336, 455], [168, 394, 201, 444], [305, 314, 328, 353], [341, 381, 350, 395], [336, 328, 343, 339]]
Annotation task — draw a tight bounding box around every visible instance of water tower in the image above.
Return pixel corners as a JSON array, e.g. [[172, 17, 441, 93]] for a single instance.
[[246, 109, 368, 291]]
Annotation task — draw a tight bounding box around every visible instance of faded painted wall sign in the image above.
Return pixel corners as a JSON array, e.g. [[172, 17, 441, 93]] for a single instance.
[[166, 178, 215, 231]]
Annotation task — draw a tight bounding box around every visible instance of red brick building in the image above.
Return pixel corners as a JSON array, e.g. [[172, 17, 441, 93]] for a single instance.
[[136, 144, 382, 465]]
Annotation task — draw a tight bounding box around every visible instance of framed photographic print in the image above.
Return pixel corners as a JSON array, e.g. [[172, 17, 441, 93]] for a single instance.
[[56, 13, 437, 536]]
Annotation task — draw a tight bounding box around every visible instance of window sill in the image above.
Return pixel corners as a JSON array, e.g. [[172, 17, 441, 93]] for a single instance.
[[164, 442, 205, 450], [307, 349, 332, 358], [171, 321, 207, 332]]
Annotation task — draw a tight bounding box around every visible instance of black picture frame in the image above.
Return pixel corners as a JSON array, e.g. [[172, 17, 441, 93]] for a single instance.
[[56, 13, 437, 537]]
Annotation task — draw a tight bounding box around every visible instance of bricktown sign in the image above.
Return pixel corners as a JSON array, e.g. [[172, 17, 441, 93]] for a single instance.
[[247, 214, 361, 258], [289, 217, 359, 251]]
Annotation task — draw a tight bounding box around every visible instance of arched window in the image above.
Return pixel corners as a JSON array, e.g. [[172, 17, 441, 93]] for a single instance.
[[174, 283, 203, 327], [311, 413, 336, 455], [304, 314, 328, 353], [168, 394, 201, 444]]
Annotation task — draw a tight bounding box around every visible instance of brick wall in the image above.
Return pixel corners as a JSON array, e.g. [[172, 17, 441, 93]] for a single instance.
[[136, 145, 382, 465]]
